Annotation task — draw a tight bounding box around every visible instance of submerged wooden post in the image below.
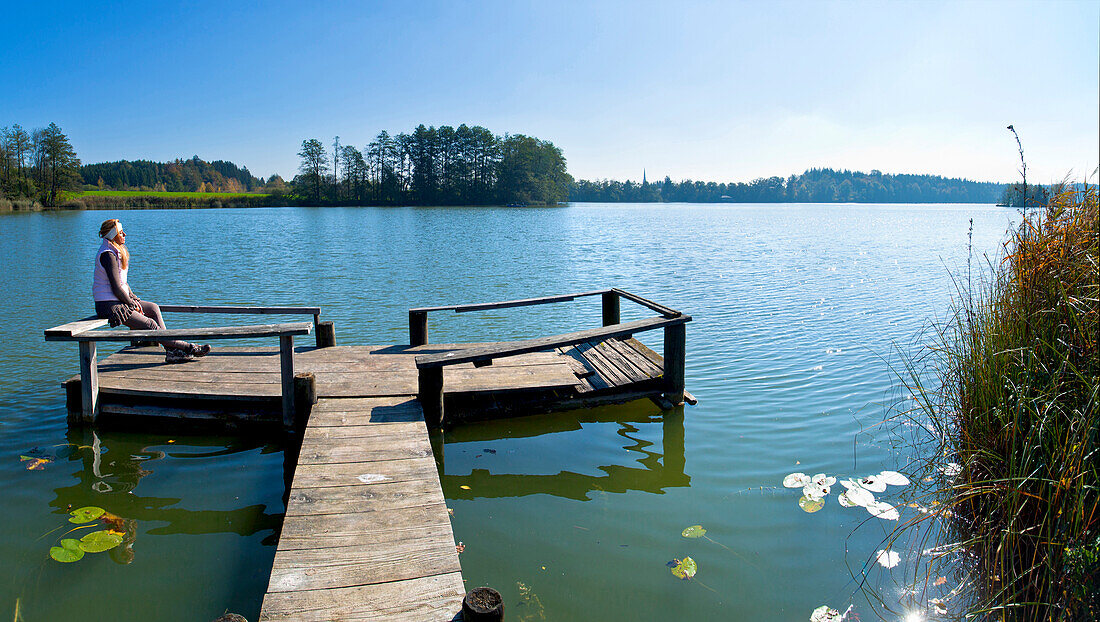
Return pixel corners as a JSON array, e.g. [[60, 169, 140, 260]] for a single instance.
[[602, 291, 620, 326], [315, 321, 335, 348], [280, 335, 295, 429], [64, 377, 82, 422], [419, 367, 444, 427], [78, 341, 99, 423], [409, 310, 428, 346], [663, 323, 686, 404]]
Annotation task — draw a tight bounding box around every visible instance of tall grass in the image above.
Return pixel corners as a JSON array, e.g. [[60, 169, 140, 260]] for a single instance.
[[897, 183, 1098, 620]]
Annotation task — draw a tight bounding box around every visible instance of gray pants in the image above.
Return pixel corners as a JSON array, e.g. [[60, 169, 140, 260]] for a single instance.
[[96, 300, 192, 351]]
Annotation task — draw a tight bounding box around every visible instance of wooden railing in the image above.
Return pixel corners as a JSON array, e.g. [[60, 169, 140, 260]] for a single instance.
[[45, 305, 331, 428], [410, 289, 690, 426]]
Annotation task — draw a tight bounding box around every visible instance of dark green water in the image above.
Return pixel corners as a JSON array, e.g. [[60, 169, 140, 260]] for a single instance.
[[1, 204, 1015, 621]]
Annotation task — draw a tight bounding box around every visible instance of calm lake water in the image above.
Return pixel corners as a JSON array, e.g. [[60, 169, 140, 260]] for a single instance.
[[0, 203, 1016, 621]]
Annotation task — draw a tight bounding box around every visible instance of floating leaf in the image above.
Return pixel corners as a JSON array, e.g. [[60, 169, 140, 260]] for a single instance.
[[838, 481, 875, 506], [875, 549, 900, 569], [668, 556, 697, 580], [459, 485, 471, 490], [783, 472, 811, 488], [879, 471, 910, 486], [799, 495, 825, 513], [49, 539, 84, 563], [866, 501, 899, 521], [809, 605, 844, 622], [681, 525, 706, 538], [78, 530, 123, 553], [24, 458, 50, 470], [455, 542, 465, 553], [69, 506, 105, 523], [858, 475, 887, 493], [930, 598, 947, 615], [942, 463, 962, 478], [803, 483, 831, 499], [837, 491, 858, 507], [934, 576, 947, 586], [812, 473, 837, 487]]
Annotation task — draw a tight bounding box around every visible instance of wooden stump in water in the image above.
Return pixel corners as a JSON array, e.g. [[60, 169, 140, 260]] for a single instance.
[[212, 615, 247, 622], [462, 587, 503, 621]]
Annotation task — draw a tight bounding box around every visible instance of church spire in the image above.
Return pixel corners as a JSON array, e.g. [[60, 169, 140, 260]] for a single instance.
[[643, 168, 647, 184]]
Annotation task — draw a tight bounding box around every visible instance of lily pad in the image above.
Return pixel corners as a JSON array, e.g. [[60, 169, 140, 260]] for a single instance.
[[857, 475, 887, 493], [811, 473, 837, 487], [668, 556, 697, 580], [69, 506, 105, 523], [866, 501, 899, 521], [681, 525, 706, 538], [50, 539, 85, 563], [809, 605, 844, 622], [78, 530, 123, 553], [803, 483, 831, 499], [837, 491, 858, 507], [783, 472, 811, 488], [875, 549, 901, 568], [878, 470, 910, 486], [838, 481, 875, 506], [799, 495, 825, 513]]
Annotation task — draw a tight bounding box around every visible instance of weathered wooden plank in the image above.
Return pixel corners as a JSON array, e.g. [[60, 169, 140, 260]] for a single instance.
[[300, 424, 427, 452], [158, 304, 321, 315], [611, 287, 682, 317], [416, 314, 691, 368], [296, 437, 434, 466], [44, 316, 109, 340], [410, 288, 606, 313], [290, 455, 438, 489], [63, 322, 313, 342], [560, 345, 611, 391], [98, 402, 276, 422], [79, 341, 98, 422], [591, 339, 650, 383], [259, 572, 464, 621], [578, 340, 632, 387], [606, 338, 664, 377], [277, 503, 452, 546], [268, 531, 460, 592], [97, 377, 280, 399]]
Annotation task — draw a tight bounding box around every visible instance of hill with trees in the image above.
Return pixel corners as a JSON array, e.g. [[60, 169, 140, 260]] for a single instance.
[[79, 156, 278, 193], [571, 168, 1009, 203]]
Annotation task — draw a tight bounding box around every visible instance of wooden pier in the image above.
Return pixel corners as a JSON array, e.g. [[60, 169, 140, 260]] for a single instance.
[[45, 289, 692, 621]]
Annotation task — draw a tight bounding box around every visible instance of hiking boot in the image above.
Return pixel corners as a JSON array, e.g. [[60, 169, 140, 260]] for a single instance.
[[191, 343, 211, 358], [165, 348, 196, 364]]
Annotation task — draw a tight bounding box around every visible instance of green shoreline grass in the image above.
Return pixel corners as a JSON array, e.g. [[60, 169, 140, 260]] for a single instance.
[[899, 183, 1098, 620]]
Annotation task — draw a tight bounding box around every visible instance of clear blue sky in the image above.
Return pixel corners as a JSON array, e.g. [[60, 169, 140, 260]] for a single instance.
[[2, 0, 1096, 184]]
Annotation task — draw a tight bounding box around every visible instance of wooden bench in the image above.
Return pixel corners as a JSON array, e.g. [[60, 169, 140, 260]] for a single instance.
[[45, 306, 325, 427], [411, 289, 691, 426]]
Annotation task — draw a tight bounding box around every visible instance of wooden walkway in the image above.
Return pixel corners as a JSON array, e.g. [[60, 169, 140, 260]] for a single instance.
[[260, 397, 464, 621]]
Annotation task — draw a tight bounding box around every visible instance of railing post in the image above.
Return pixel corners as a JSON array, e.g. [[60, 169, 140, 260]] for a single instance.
[[316, 321, 336, 348], [410, 310, 428, 346], [602, 291, 620, 326], [419, 367, 444, 428], [280, 335, 295, 430], [78, 341, 99, 423], [663, 323, 686, 404], [293, 372, 317, 430]]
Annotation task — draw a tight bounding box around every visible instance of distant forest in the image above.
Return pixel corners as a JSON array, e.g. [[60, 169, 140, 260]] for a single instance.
[[292, 124, 571, 205], [80, 156, 286, 194], [571, 169, 1008, 203]]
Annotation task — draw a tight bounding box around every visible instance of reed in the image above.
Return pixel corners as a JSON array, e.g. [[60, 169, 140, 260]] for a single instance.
[[897, 182, 1098, 620]]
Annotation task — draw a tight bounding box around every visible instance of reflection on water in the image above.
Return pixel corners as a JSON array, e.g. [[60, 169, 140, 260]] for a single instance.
[[441, 402, 687, 501], [49, 429, 284, 542]]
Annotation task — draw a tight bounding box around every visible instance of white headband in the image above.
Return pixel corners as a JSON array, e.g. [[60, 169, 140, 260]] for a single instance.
[[105, 224, 121, 240]]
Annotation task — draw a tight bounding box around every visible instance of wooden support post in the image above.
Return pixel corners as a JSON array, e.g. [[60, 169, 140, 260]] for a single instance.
[[315, 321, 335, 348], [78, 341, 99, 423], [663, 323, 686, 404], [409, 310, 428, 346], [279, 335, 295, 430], [418, 367, 444, 428], [293, 372, 317, 430], [64, 377, 82, 423], [602, 290, 620, 326]]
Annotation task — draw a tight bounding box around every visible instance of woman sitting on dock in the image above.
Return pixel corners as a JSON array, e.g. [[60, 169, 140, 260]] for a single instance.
[[92, 219, 210, 363]]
